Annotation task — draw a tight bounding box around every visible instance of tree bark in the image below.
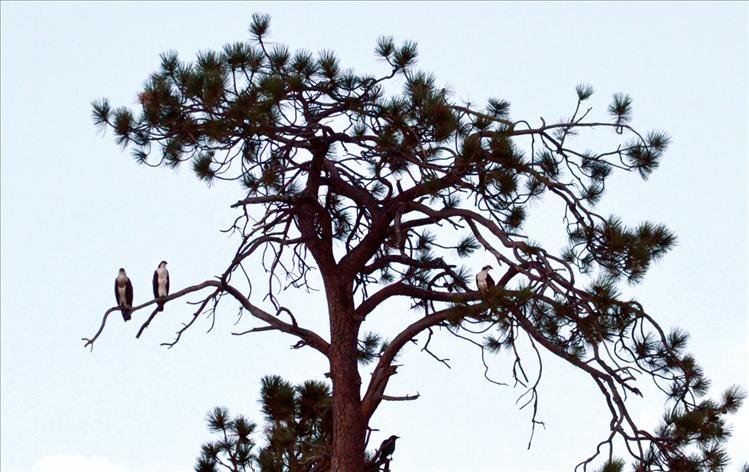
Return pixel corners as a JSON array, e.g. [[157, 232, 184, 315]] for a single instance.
[[327, 279, 366, 472]]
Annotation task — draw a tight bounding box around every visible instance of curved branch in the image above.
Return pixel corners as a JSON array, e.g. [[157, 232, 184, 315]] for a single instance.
[[355, 283, 481, 320], [361, 301, 488, 419], [82, 280, 218, 350], [136, 306, 162, 339], [83, 279, 330, 355]]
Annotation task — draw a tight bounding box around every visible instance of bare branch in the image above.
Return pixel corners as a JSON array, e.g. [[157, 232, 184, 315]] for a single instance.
[[382, 394, 420, 402], [82, 280, 218, 350], [362, 302, 488, 419], [84, 280, 329, 355]]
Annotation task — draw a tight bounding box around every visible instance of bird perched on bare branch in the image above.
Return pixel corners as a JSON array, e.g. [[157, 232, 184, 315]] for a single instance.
[[152, 261, 169, 312], [114, 268, 133, 321], [372, 435, 399, 471]]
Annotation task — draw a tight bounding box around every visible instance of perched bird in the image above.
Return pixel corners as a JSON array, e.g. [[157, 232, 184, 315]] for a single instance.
[[377, 435, 400, 463], [114, 268, 134, 321], [476, 265, 495, 293], [152, 261, 169, 312]]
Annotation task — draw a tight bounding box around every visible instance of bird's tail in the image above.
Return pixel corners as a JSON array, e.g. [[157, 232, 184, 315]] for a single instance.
[[157, 301, 164, 312], [122, 308, 132, 322]]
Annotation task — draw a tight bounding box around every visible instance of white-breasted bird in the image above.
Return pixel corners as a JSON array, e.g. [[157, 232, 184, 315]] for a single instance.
[[152, 261, 170, 312], [476, 265, 495, 293], [114, 268, 134, 321]]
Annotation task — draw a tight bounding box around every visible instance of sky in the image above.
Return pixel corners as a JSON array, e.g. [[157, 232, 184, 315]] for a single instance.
[[1, 2, 747, 471]]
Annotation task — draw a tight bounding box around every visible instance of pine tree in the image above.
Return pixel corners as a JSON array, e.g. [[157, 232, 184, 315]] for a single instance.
[[195, 406, 257, 472], [86, 13, 745, 472], [195, 376, 389, 472], [195, 376, 334, 472], [255, 376, 332, 472]]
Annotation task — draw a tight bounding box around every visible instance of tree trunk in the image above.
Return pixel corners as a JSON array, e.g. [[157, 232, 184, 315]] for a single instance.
[[327, 282, 366, 472]]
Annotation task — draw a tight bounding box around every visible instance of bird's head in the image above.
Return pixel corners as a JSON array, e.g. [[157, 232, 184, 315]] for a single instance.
[[118, 268, 126, 275], [159, 261, 168, 268], [481, 265, 492, 271], [390, 435, 400, 441]]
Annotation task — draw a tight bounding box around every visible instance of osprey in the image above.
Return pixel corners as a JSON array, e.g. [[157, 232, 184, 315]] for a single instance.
[[476, 265, 495, 293], [152, 261, 169, 312], [114, 268, 134, 321]]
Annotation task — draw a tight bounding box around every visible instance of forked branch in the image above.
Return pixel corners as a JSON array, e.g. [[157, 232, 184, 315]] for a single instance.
[[83, 279, 329, 355]]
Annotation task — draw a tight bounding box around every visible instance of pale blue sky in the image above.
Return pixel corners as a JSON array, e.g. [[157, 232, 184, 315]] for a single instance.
[[1, 2, 747, 471]]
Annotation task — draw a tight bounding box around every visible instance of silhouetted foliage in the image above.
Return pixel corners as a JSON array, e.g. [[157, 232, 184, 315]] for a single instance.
[[195, 376, 396, 472]]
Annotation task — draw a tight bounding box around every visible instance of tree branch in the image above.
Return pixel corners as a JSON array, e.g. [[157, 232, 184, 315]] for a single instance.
[[382, 394, 420, 402], [83, 280, 330, 355], [361, 301, 488, 419], [82, 280, 218, 350]]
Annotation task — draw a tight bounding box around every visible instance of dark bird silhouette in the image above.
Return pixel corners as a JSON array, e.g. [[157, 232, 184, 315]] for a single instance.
[[374, 434, 399, 470], [476, 265, 495, 293], [152, 261, 169, 312], [114, 268, 134, 321]]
